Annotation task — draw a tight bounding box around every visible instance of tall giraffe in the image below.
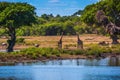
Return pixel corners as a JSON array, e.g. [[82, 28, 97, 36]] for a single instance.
[[58, 32, 63, 49], [77, 33, 83, 49]]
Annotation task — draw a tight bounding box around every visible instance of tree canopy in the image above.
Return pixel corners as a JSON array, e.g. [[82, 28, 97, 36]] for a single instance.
[[80, 0, 120, 26], [0, 2, 36, 52], [0, 2, 36, 28], [0, 0, 120, 37]]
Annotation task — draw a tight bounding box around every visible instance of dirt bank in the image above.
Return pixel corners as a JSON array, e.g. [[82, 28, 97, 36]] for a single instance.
[[0, 53, 119, 64]]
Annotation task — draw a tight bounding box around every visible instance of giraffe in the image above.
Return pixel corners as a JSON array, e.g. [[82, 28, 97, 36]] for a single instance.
[[58, 32, 63, 49], [77, 33, 83, 49]]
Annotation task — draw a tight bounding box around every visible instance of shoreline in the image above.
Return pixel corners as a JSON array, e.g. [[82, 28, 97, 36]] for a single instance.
[[0, 35, 120, 65], [0, 53, 119, 65]]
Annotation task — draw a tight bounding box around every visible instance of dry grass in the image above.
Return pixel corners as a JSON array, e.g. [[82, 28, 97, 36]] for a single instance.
[[0, 34, 119, 50]]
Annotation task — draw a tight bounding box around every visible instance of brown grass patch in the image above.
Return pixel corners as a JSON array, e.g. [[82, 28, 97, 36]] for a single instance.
[[0, 34, 119, 50]]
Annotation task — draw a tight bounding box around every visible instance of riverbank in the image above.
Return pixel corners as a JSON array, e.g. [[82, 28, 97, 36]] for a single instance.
[[0, 53, 119, 64], [0, 53, 120, 65], [0, 46, 120, 64]]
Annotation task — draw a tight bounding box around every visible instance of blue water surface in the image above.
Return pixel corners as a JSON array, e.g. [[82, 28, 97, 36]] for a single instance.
[[0, 57, 120, 80]]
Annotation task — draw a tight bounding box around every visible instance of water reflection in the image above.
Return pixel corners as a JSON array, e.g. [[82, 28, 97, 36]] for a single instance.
[[0, 57, 120, 66], [0, 57, 120, 80], [109, 56, 120, 66], [29, 57, 118, 66]]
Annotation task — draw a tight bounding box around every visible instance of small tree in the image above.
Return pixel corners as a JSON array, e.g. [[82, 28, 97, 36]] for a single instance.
[[0, 2, 36, 52]]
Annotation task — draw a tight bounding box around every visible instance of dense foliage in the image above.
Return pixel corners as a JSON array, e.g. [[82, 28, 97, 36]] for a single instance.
[[81, 0, 120, 26], [0, 0, 120, 37], [15, 14, 97, 36]]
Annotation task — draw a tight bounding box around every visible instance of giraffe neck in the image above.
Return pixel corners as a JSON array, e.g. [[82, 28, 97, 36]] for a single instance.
[[60, 34, 63, 41], [77, 34, 80, 41]]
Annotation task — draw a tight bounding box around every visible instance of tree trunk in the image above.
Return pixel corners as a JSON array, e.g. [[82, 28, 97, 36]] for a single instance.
[[110, 35, 119, 44], [7, 27, 16, 52]]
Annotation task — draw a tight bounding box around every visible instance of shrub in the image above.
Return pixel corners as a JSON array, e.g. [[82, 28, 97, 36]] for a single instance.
[[112, 44, 120, 53], [16, 38, 25, 44], [74, 49, 85, 55], [86, 45, 103, 56]]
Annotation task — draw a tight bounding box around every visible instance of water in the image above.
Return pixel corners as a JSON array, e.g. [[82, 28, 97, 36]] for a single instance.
[[0, 57, 120, 80]]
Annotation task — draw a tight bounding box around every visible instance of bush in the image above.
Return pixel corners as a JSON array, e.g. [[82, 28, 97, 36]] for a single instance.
[[74, 49, 85, 55], [16, 38, 25, 44], [86, 45, 104, 56], [20, 47, 61, 58], [112, 44, 120, 53]]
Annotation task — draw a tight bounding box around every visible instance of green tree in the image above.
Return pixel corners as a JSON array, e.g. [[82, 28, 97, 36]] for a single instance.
[[80, 4, 97, 25], [80, 0, 120, 26], [72, 10, 83, 16], [63, 21, 76, 35], [0, 2, 36, 52]]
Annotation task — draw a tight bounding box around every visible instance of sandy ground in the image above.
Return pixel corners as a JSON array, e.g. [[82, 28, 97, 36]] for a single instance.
[[0, 34, 119, 50]]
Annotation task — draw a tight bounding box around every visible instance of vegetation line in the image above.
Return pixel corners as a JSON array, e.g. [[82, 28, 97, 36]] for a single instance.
[[0, 44, 120, 63]]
